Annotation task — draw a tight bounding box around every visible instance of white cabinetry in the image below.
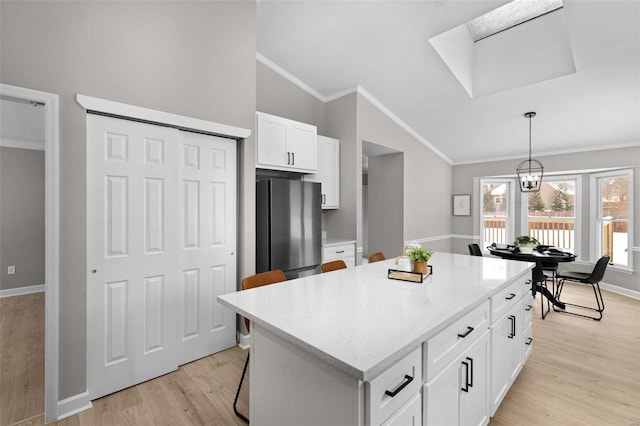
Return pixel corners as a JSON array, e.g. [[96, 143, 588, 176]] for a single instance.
[[306, 135, 339, 209], [322, 239, 355, 267], [424, 331, 490, 426], [489, 276, 531, 416], [256, 112, 317, 173]]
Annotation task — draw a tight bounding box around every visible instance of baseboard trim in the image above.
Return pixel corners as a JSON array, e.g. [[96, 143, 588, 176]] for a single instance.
[[0, 284, 45, 298], [599, 282, 640, 300], [238, 332, 250, 350], [57, 392, 92, 421]]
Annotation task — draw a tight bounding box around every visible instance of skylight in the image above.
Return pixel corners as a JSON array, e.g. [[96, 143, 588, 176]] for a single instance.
[[467, 0, 564, 42]]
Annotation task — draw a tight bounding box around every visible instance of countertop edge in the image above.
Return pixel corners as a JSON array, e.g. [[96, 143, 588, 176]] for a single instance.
[[218, 264, 533, 383]]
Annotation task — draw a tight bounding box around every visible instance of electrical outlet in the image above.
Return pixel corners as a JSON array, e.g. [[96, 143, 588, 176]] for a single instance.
[[8, 266, 15, 275]]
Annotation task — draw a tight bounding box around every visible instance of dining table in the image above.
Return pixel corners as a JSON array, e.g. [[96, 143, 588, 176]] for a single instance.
[[487, 245, 577, 309]]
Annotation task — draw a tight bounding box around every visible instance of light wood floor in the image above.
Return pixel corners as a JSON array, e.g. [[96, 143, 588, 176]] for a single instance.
[[1, 282, 639, 425]]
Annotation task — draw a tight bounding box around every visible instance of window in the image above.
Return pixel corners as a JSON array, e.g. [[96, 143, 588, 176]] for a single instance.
[[521, 176, 580, 251], [466, 0, 563, 42], [591, 169, 633, 269], [481, 179, 515, 249]]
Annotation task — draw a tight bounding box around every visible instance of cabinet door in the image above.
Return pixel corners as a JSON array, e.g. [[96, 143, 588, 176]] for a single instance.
[[490, 301, 523, 415], [287, 120, 317, 172], [318, 136, 339, 208], [424, 359, 460, 426], [382, 392, 422, 426], [256, 113, 288, 168], [459, 331, 490, 426]]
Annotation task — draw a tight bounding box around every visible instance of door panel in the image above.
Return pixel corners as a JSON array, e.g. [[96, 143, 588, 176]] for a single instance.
[[178, 131, 236, 364], [88, 114, 179, 399]]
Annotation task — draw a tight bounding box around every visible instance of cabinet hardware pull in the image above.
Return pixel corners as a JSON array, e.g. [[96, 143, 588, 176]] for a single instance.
[[525, 337, 533, 345], [508, 315, 516, 339], [287, 152, 291, 165], [323, 194, 326, 204], [525, 305, 532, 311], [505, 293, 516, 300], [291, 152, 295, 165], [336, 250, 345, 254], [384, 374, 413, 397], [457, 326, 474, 338], [461, 361, 470, 392], [466, 356, 474, 388]]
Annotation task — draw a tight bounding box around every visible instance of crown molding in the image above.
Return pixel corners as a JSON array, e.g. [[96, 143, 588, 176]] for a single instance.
[[256, 53, 326, 102], [453, 140, 640, 166], [256, 54, 453, 165], [0, 137, 45, 150], [355, 86, 453, 165]]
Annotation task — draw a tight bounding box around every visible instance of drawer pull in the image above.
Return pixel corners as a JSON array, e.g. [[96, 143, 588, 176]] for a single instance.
[[336, 250, 345, 254], [457, 326, 474, 338], [525, 305, 532, 311], [505, 293, 516, 300], [384, 374, 413, 397], [508, 315, 516, 339], [525, 337, 533, 346]]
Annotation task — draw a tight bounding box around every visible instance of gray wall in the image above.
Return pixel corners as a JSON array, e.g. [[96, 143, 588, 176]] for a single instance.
[[356, 93, 453, 252], [324, 94, 359, 242], [452, 146, 640, 292], [256, 60, 326, 133], [1, 1, 257, 399], [0, 147, 45, 290], [368, 153, 404, 258]]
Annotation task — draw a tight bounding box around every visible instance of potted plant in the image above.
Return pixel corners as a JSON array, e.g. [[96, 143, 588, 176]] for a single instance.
[[514, 235, 539, 254], [406, 247, 433, 275]]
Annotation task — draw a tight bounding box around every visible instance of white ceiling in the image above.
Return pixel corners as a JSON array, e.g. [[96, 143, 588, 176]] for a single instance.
[[257, 0, 640, 165]]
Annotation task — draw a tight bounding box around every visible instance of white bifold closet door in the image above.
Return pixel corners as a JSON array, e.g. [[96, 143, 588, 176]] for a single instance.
[[87, 114, 236, 400]]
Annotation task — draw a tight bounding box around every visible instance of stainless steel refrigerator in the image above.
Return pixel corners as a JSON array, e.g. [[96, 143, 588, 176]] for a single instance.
[[256, 178, 322, 278]]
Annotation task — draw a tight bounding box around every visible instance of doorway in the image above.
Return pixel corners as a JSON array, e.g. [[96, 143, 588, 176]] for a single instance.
[[0, 83, 60, 422], [362, 141, 403, 261]]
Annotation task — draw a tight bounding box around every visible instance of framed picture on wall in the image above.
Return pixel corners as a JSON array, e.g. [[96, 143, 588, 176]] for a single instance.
[[452, 194, 471, 216]]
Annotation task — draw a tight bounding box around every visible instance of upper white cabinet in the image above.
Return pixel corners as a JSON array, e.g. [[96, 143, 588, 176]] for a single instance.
[[306, 135, 339, 209], [256, 112, 317, 173]]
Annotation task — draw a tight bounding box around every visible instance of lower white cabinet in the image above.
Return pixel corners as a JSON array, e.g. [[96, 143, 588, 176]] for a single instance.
[[490, 298, 525, 415], [424, 330, 490, 426], [322, 239, 356, 267], [382, 393, 422, 426]]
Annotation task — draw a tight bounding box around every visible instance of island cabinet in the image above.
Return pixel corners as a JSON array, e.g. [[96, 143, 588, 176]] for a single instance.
[[256, 111, 317, 173], [218, 253, 534, 426], [489, 275, 531, 416], [305, 135, 339, 209]]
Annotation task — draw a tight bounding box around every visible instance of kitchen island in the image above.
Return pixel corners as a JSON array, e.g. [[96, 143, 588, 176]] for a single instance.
[[218, 252, 534, 425]]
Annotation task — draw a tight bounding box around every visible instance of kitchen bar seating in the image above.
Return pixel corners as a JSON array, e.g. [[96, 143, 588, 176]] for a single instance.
[[234, 269, 287, 423], [468, 243, 483, 256], [368, 252, 386, 263], [321, 259, 347, 273], [554, 255, 610, 321]]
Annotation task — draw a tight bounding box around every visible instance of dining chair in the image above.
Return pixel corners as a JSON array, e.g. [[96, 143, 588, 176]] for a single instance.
[[234, 269, 287, 423], [321, 259, 347, 273], [554, 255, 610, 321], [468, 244, 483, 257], [531, 260, 554, 319], [368, 252, 386, 263]]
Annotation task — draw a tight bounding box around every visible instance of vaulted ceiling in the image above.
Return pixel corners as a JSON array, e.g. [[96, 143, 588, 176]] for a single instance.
[[256, 0, 640, 164]]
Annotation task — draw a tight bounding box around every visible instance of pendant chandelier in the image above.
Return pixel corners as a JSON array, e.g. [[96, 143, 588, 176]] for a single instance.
[[516, 112, 544, 192]]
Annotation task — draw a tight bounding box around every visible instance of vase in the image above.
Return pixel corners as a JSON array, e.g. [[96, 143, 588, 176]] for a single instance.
[[413, 260, 428, 275], [518, 244, 537, 254]]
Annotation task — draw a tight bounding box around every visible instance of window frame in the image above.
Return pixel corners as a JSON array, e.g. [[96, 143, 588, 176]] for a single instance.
[[520, 174, 581, 254], [590, 169, 634, 271], [480, 178, 515, 251]]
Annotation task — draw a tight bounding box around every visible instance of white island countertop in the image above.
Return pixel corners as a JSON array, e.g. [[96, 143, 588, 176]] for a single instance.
[[218, 252, 532, 382]]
